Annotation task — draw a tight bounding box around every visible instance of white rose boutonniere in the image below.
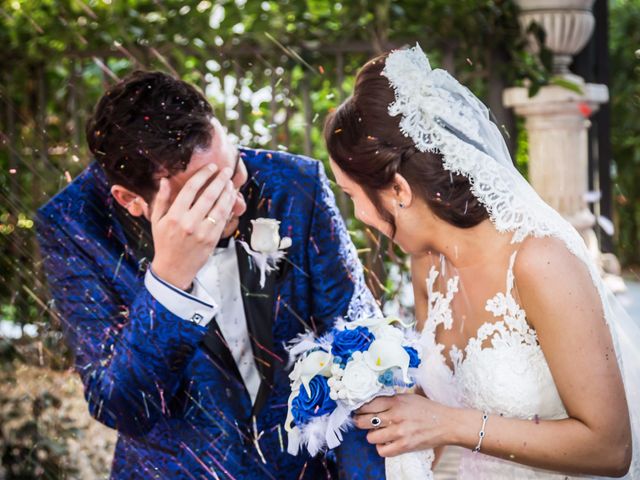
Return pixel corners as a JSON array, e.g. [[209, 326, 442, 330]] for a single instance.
[[238, 218, 292, 287], [250, 218, 292, 253]]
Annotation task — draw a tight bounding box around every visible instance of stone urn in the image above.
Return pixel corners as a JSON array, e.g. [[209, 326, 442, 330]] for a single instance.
[[515, 0, 596, 76]]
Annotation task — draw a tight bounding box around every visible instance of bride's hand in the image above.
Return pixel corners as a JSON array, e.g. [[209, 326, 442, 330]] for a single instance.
[[353, 394, 455, 457]]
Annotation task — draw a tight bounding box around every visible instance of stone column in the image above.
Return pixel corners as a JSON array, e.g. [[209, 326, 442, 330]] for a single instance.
[[503, 82, 608, 232], [503, 0, 625, 292]]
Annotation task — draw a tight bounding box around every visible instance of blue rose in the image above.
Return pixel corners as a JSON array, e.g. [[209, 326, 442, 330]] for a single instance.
[[291, 376, 337, 426], [404, 346, 421, 368], [331, 326, 375, 363]]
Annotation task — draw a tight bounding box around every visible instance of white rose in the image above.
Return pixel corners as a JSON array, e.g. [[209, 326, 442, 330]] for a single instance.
[[250, 218, 292, 254], [337, 356, 381, 406]]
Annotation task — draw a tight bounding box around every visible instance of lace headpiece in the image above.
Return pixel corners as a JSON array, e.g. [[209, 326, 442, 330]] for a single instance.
[[381, 43, 567, 245], [382, 43, 486, 153]]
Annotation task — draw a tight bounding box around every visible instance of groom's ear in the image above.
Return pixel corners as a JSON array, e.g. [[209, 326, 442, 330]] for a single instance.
[[392, 173, 414, 208], [111, 185, 149, 218]]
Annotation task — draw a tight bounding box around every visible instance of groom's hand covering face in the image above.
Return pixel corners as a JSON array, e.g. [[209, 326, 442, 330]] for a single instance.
[[148, 118, 248, 290], [152, 117, 248, 231]]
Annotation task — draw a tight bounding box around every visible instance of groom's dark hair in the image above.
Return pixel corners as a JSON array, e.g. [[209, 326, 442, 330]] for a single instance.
[[324, 54, 488, 236], [86, 70, 215, 201]]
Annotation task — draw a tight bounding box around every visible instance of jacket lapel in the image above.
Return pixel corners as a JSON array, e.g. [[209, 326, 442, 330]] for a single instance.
[[200, 316, 244, 383], [235, 239, 277, 415], [234, 180, 286, 416]]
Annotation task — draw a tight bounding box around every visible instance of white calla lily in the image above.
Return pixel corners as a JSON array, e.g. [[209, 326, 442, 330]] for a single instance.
[[371, 324, 405, 342], [289, 350, 333, 396], [344, 316, 389, 330], [345, 315, 415, 331], [285, 384, 300, 433], [363, 339, 411, 383]]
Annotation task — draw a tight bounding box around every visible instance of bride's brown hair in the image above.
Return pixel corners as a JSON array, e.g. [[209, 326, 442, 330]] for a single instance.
[[324, 54, 488, 236]]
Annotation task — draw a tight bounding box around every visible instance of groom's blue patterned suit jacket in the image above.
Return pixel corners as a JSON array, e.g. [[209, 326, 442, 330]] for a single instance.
[[36, 148, 385, 479]]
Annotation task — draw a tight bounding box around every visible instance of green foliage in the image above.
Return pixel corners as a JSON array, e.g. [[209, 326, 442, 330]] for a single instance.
[[610, 0, 640, 266], [389, 0, 552, 93], [0, 0, 562, 329], [549, 76, 584, 95], [514, 117, 529, 178]]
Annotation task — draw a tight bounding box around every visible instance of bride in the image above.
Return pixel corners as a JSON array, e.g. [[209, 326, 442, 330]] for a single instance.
[[323, 44, 639, 478]]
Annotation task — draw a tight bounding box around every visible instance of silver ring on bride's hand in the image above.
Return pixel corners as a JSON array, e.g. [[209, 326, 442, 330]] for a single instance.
[[206, 216, 217, 225], [371, 416, 382, 428]]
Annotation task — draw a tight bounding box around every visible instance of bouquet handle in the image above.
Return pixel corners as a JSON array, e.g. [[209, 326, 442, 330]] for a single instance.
[[384, 449, 434, 479]]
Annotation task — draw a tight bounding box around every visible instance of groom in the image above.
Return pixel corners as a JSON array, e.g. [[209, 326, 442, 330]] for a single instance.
[[36, 71, 384, 479]]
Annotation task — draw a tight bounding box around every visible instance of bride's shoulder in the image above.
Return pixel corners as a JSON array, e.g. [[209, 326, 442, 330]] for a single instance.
[[513, 235, 597, 311], [514, 235, 584, 279]]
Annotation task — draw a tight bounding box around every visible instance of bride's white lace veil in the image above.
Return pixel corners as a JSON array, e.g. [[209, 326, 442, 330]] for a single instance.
[[381, 43, 639, 477]]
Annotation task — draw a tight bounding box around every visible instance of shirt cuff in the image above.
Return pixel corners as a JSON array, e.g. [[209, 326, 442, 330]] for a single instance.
[[144, 268, 218, 326]]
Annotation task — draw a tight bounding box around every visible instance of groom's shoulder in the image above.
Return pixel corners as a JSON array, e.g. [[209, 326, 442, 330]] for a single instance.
[[37, 161, 106, 224], [240, 147, 323, 184]]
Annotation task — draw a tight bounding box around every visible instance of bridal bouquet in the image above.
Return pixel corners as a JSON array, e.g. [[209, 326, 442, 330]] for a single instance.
[[285, 315, 434, 479]]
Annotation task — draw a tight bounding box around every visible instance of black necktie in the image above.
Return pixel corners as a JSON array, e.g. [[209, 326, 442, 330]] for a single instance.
[[216, 236, 231, 249]]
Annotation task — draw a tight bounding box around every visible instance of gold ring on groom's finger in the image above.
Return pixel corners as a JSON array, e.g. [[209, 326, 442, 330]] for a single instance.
[[206, 216, 217, 225], [371, 416, 382, 428]]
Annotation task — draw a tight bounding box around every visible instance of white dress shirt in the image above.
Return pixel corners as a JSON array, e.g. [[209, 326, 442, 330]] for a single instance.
[[144, 238, 261, 404]]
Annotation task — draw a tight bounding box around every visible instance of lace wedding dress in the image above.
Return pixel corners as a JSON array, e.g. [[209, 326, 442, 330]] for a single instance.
[[379, 44, 639, 479], [417, 250, 587, 479]]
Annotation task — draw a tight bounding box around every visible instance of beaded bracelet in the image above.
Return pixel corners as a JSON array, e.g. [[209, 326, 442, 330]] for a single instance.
[[472, 412, 489, 453]]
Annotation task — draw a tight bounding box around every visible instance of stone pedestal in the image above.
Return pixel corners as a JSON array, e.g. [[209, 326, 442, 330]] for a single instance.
[[515, 0, 596, 75], [503, 82, 607, 230], [504, 82, 625, 292], [506, 0, 625, 292]]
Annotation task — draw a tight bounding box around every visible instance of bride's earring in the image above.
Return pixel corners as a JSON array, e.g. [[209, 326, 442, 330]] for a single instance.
[[393, 184, 406, 210]]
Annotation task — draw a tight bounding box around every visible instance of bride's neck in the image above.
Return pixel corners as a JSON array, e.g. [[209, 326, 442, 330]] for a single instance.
[[411, 215, 512, 269]]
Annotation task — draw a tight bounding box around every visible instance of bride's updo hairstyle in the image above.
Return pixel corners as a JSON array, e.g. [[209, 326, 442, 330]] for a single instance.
[[324, 54, 488, 236]]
